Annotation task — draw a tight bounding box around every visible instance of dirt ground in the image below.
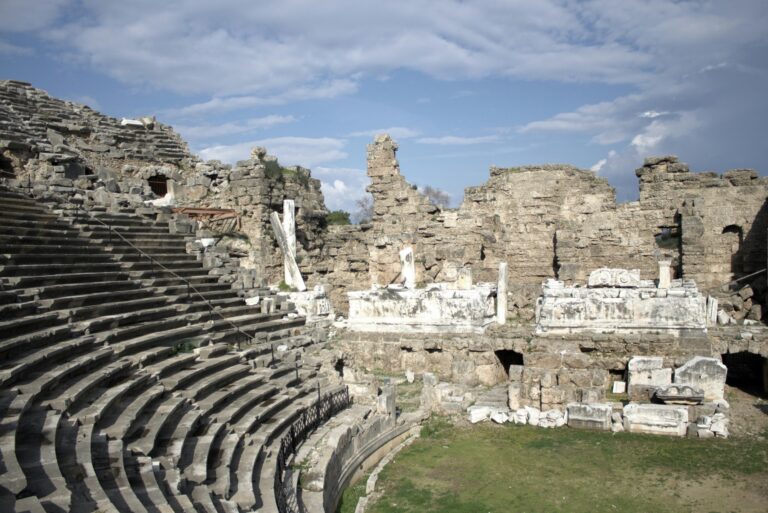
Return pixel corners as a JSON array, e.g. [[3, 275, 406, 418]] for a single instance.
[[724, 384, 768, 438]]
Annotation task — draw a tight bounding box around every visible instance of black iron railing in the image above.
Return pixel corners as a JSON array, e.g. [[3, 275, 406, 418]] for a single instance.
[[275, 386, 351, 513]]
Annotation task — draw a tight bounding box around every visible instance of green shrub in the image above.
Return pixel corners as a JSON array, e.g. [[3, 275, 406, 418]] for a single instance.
[[326, 210, 351, 225]]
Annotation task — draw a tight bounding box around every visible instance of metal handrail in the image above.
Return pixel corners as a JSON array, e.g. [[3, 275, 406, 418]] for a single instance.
[[61, 197, 258, 349], [274, 386, 351, 513], [706, 267, 766, 293]]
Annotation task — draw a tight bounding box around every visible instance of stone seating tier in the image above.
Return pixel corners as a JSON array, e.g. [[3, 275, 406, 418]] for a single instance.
[[0, 186, 342, 513]]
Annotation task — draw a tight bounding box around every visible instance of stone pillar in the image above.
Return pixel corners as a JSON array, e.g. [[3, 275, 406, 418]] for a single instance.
[[497, 262, 508, 324], [269, 211, 306, 291], [282, 200, 296, 286], [399, 247, 416, 289], [657, 260, 672, 289]]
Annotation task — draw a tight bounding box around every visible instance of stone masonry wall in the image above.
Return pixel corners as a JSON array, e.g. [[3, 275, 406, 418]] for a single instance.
[[360, 136, 768, 319]]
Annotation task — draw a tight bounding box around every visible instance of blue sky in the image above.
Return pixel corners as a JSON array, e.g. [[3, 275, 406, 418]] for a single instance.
[[1, 1, 767, 213]]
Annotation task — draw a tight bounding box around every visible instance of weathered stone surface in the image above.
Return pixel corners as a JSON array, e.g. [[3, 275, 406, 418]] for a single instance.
[[654, 384, 704, 405], [536, 272, 707, 335], [346, 284, 495, 334], [623, 403, 689, 437], [566, 403, 612, 431], [673, 356, 727, 401]]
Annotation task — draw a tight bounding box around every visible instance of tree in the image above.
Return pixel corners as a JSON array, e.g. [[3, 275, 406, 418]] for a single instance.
[[421, 185, 451, 208], [353, 195, 373, 224], [325, 210, 351, 225]]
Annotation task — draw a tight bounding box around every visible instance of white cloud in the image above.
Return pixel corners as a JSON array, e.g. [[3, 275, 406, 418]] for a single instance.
[[416, 135, 499, 145], [0, 39, 33, 55], [165, 80, 357, 118], [313, 166, 370, 213], [198, 136, 347, 167], [639, 110, 668, 119], [175, 115, 296, 140], [348, 127, 421, 139], [23, 0, 704, 99], [0, 0, 66, 32]]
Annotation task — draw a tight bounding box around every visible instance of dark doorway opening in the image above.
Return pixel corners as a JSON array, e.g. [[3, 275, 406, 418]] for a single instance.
[[722, 352, 767, 395], [0, 154, 14, 178], [495, 350, 524, 378], [147, 175, 168, 196], [334, 358, 345, 379]]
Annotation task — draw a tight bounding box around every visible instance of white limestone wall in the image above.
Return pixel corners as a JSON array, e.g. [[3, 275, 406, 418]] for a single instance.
[[347, 283, 496, 333]]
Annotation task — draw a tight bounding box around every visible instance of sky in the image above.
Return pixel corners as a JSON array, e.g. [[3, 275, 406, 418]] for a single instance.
[[1, 1, 767, 213]]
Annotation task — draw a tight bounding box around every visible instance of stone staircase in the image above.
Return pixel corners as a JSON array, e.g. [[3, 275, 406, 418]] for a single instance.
[[0, 187, 342, 513]]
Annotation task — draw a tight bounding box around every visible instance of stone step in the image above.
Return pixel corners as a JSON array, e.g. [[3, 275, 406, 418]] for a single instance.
[[82, 228, 182, 240], [111, 324, 206, 357], [116, 252, 199, 264], [128, 266, 213, 280], [15, 408, 73, 512], [0, 323, 72, 363], [102, 385, 166, 441], [68, 295, 170, 322], [96, 314, 194, 347], [105, 440, 153, 513], [12, 344, 110, 398], [0, 252, 117, 265], [4, 242, 111, 255], [160, 354, 241, 392], [0, 198, 54, 213], [135, 456, 186, 513], [130, 395, 191, 457], [75, 372, 154, 425], [1, 209, 59, 223], [0, 336, 99, 390], [76, 304, 189, 335], [0, 223, 86, 239], [74, 221, 171, 234], [0, 298, 37, 321], [4, 270, 132, 288], [0, 232, 112, 247], [0, 310, 61, 339], [0, 261, 124, 277], [45, 359, 134, 412], [41, 287, 156, 311], [17, 279, 141, 301]]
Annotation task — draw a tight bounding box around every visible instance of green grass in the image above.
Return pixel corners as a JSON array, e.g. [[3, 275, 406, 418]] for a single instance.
[[363, 419, 768, 513]]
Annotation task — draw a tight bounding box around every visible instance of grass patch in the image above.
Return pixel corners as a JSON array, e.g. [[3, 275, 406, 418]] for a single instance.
[[336, 467, 374, 513], [366, 421, 768, 513]]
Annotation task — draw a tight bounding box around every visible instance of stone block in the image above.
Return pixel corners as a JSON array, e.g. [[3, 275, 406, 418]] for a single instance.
[[490, 410, 509, 424], [628, 356, 671, 400], [567, 403, 612, 431], [525, 406, 541, 426], [612, 381, 626, 394], [508, 383, 522, 410], [508, 364, 524, 382], [622, 404, 689, 437], [674, 356, 727, 401], [468, 405, 492, 423]]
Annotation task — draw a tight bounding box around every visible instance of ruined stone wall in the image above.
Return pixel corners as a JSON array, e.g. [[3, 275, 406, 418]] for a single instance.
[[361, 137, 768, 318], [0, 80, 192, 178], [637, 156, 768, 291]]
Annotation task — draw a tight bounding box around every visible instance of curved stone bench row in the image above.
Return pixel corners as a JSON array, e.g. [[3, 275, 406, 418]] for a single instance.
[[0, 187, 342, 513]]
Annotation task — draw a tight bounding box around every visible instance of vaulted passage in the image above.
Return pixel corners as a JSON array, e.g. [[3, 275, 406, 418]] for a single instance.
[[722, 351, 767, 394]]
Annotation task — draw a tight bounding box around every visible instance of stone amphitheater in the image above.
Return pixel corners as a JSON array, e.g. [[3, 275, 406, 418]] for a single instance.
[[0, 80, 767, 513]]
